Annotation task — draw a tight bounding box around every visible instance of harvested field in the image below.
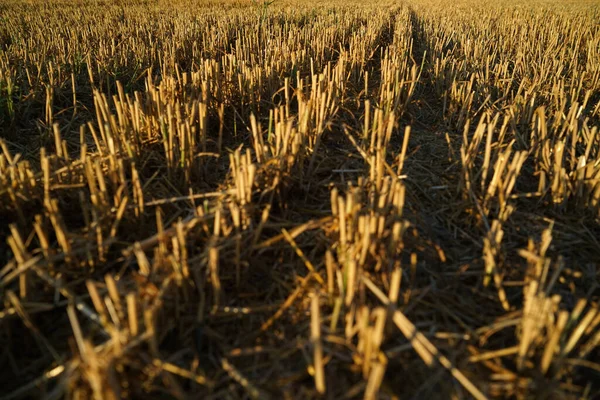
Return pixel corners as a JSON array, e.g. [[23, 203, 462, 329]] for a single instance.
[[1, 0, 600, 398]]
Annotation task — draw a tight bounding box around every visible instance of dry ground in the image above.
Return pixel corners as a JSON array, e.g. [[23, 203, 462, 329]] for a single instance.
[[1, 0, 600, 398]]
